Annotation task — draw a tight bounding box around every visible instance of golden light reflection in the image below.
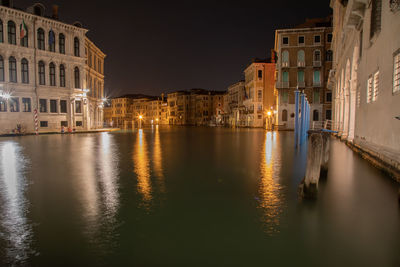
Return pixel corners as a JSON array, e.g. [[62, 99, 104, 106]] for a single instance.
[[153, 125, 165, 193], [133, 129, 152, 205], [98, 133, 119, 216], [259, 131, 284, 235], [0, 141, 32, 263]]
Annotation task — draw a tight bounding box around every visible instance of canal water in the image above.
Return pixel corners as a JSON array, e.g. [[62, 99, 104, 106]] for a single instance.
[[0, 127, 399, 266]]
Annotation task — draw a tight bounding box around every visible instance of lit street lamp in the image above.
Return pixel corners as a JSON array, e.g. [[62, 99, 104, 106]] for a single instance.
[[138, 115, 143, 128]]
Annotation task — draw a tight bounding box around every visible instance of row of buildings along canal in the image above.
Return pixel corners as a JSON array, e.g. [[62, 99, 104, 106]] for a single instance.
[[0, 1, 398, 178]]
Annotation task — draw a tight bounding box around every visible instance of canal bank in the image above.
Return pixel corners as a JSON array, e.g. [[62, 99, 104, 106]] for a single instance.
[[0, 128, 120, 137]]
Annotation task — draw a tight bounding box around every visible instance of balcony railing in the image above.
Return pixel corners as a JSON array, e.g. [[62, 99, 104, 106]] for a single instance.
[[297, 81, 305, 88], [297, 61, 305, 67], [282, 62, 289, 68], [276, 81, 289, 88], [313, 81, 321, 87], [313, 61, 321, 67]]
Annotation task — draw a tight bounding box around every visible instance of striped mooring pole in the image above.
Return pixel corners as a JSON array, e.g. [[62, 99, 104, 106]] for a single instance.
[[34, 108, 38, 135]]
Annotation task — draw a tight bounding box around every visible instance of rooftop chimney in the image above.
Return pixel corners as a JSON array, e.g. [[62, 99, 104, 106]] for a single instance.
[[271, 49, 276, 63], [52, 5, 59, 20]]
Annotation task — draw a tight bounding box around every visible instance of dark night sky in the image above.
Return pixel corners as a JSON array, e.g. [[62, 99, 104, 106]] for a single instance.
[[17, 0, 331, 97]]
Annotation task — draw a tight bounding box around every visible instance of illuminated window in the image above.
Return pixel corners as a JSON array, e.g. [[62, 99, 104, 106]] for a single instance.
[[60, 65, 65, 87], [22, 98, 31, 112], [39, 99, 47, 112], [75, 100, 82, 113], [9, 97, 19, 112]]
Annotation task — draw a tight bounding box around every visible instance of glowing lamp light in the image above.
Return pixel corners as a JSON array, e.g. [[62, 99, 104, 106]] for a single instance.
[[139, 115, 143, 120], [267, 111, 272, 116], [155, 118, 159, 122]]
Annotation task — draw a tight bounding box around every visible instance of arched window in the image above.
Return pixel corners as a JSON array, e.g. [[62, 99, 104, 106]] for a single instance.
[[7, 21, 16, 45], [282, 109, 288, 122], [282, 50, 289, 64], [74, 67, 80, 88], [20, 22, 28, 47], [21, 58, 29, 84], [74, 37, 80, 57], [48, 30, 55, 52], [37, 28, 45, 50], [297, 50, 305, 63], [326, 50, 333, 61], [59, 65, 65, 87], [0, 20, 4, 43], [313, 110, 319, 121], [49, 62, 56, 86], [38, 61, 45, 85], [9, 56, 17, 82], [59, 33, 65, 54], [314, 50, 321, 61], [0, 56, 4, 81]]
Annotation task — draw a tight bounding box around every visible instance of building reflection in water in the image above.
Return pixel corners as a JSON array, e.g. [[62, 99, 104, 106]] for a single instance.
[[258, 131, 284, 235], [133, 129, 152, 206], [97, 133, 119, 218], [0, 141, 33, 264], [153, 125, 165, 193], [76, 137, 99, 229]]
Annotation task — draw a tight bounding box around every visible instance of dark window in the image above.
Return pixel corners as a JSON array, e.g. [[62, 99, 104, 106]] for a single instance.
[[34, 5, 43, 16], [74, 37, 80, 56], [326, 50, 333, 61], [20, 23, 28, 47], [9, 97, 19, 112], [314, 50, 321, 61], [48, 30, 55, 52], [0, 20, 3, 43], [39, 99, 47, 112], [37, 28, 45, 50], [74, 67, 80, 88], [50, 100, 57, 113], [258, 70, 262, 79], [313, 110, 319, 121], [0, 56, 4, 81], [60, 100, 67, 113], [22, 98, 31, 112], [60, 65, 65, 87], [7, 21, 16, 44], [326, 109, 332, 120], [21, 58, 29, 83], [314, 35, 321, 43], [49, 62, 56, 86], [327, 33, 332, 42], [75, 100, 82, 113], [326, 92, 332, 102], [359, 30, 363, 58], [370, 0, 382, 38], [282, 37, 289, 45], [38, 61, 45, 85], [298, 36, 304, 44], [0, 99, 7, 112], [59, 33, 65, 54], [76, 121, 82, 127], [282, 109, 288, 121], [40, 121, 48, 127], [61, 121, 68, 127], [9, 56, 17, 82]]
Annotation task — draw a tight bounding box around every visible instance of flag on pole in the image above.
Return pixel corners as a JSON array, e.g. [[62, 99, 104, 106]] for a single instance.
[[20, 20, 28, 39]]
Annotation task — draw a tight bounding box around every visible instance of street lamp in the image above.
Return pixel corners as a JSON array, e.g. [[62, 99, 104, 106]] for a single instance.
[[138, 115, 143, 128]]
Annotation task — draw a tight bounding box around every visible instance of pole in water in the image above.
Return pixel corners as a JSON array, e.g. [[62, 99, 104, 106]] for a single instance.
[[294, 89, 300, 147], [300, 93, 306, 145]]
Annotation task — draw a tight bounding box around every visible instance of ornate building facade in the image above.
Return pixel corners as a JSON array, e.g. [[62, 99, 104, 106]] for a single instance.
[[0, 2, 105, 134]]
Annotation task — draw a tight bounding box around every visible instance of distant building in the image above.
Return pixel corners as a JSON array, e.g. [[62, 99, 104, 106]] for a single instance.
[[167, 91, 190, 125], [274, 17, 333, 129], [329, 0, 400, 176], [243, 57, 276, 127], [0, 2, 105, 133], [226, 81, 246, 127]]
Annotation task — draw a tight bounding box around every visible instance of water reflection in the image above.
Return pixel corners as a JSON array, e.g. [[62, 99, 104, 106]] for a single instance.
[[133, 129, 152, 206], [258, 131, 284, 235], [153, 126, 165, 193], [0, 141, 33, 264], [97, 133, 119, 217]]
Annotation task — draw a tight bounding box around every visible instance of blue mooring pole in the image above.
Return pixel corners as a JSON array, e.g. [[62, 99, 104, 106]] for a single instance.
[[294, 89, 300, 147], [300, 93, 305, 145]]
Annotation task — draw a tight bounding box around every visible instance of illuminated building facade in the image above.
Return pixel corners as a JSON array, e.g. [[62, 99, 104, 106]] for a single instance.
[[0, 2, 104, 133], [274, 17, 333, 129], [330, 0, 400, 175]]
